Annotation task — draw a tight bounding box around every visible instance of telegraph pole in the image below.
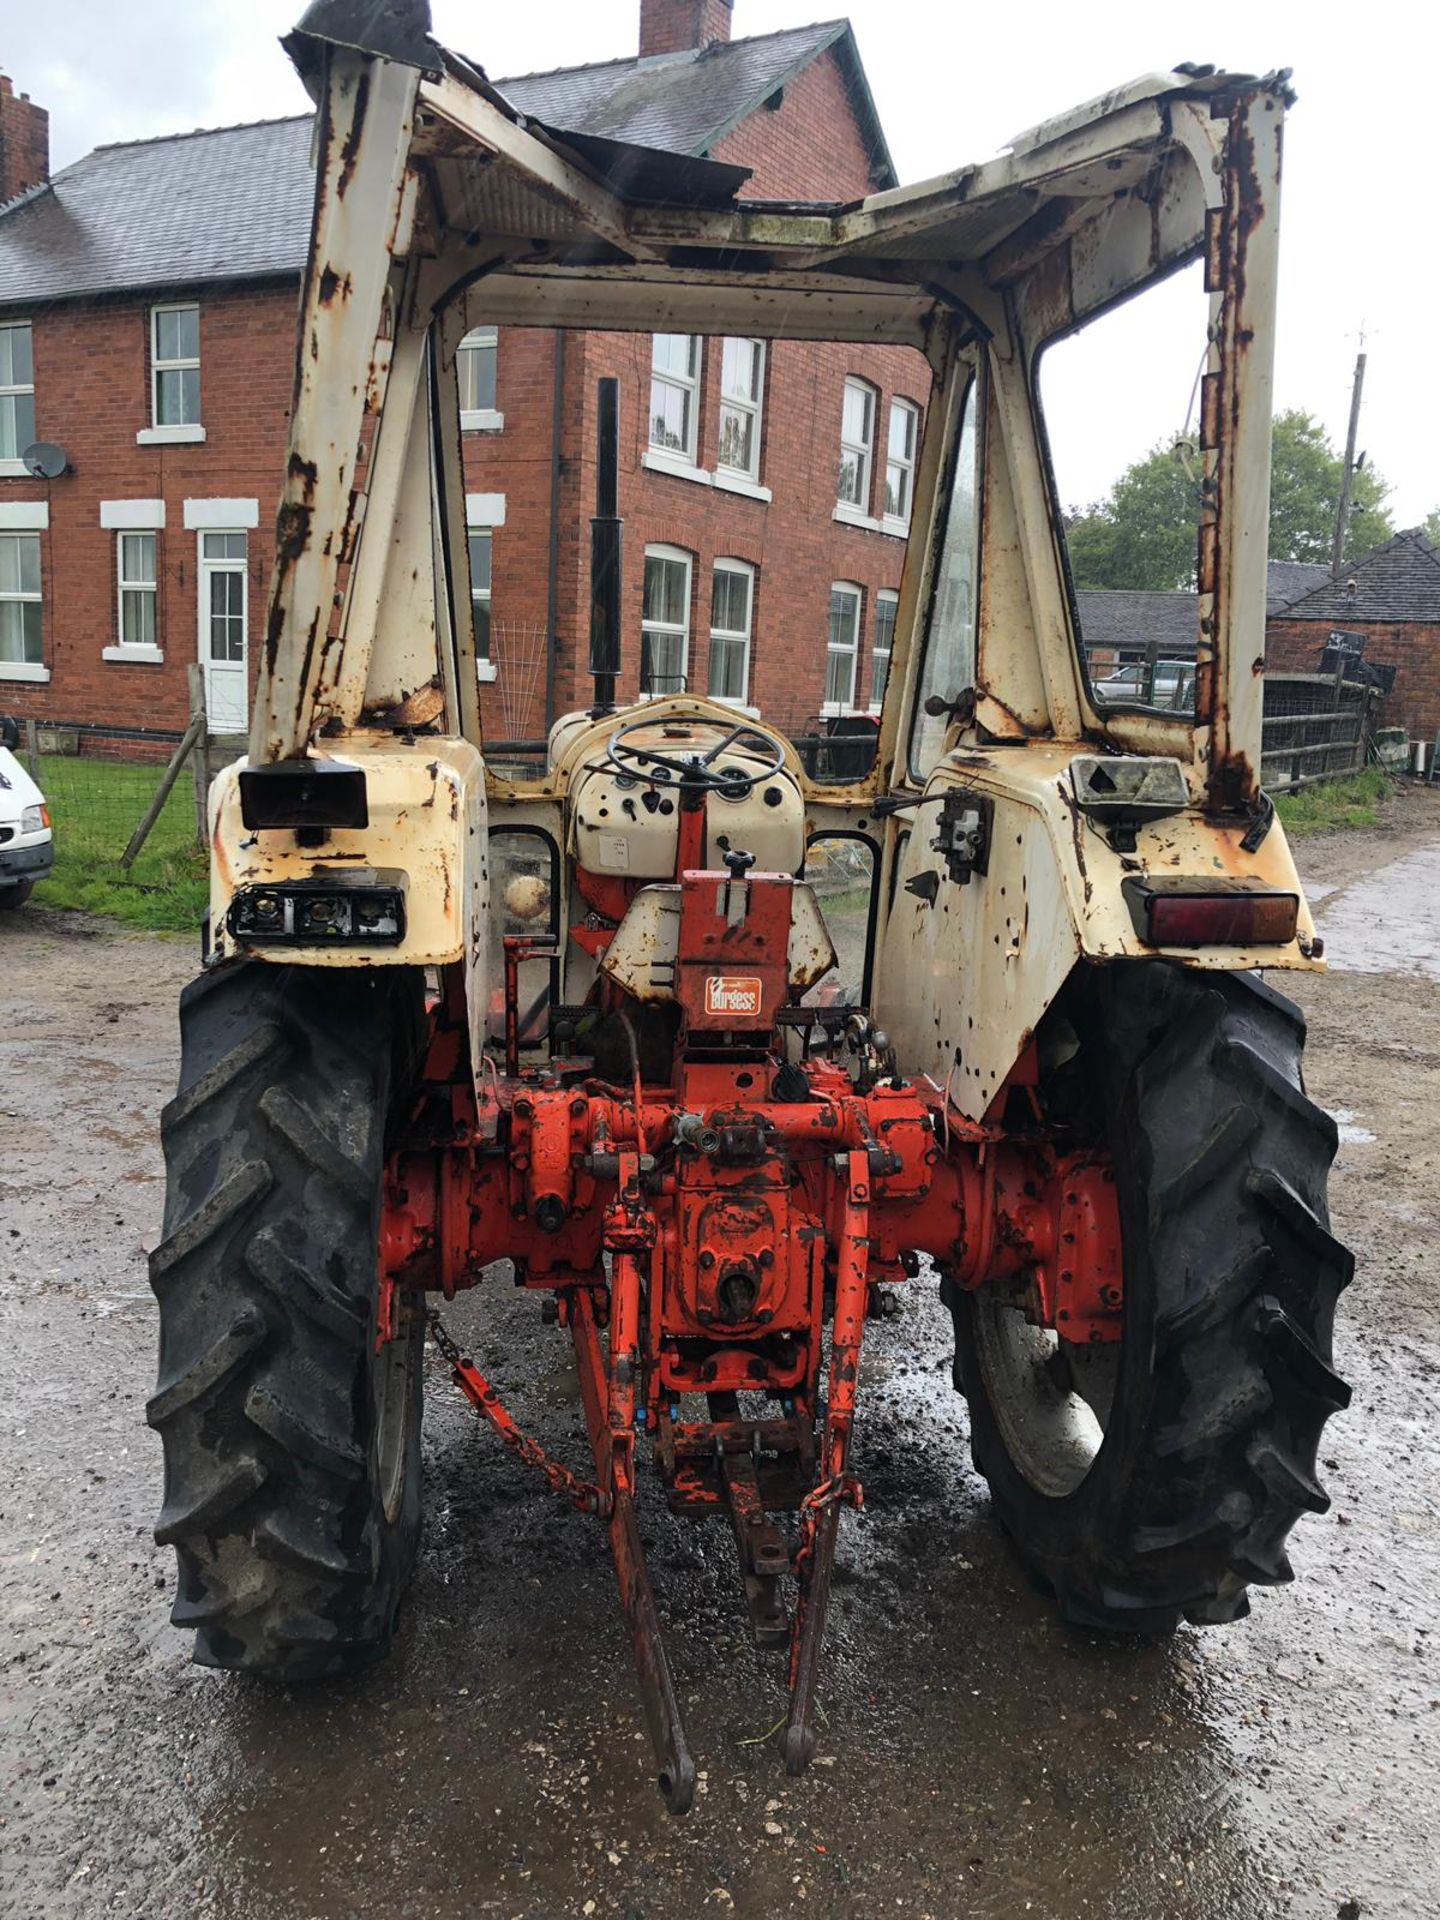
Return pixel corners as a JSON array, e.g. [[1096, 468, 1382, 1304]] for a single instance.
[[1330, 345, 1367, 577]]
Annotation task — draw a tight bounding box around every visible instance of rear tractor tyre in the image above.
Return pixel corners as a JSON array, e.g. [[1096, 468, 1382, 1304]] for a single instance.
[[148, 961, 426, 1681], [950, 963, 1353, 1634]]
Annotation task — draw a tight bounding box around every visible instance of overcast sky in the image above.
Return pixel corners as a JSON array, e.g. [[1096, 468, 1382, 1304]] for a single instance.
[[6, 0, 1432, 522]]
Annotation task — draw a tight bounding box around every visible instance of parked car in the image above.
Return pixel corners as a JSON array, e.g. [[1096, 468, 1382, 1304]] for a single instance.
[[1093, 659, 1196, 710], [0, 717, 53, 907]]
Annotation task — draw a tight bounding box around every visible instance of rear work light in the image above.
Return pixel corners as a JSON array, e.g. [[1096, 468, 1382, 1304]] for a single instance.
[[1122, 875, 1299, 949], [228, 869, 407, 946], [238, 758, 368, 831]]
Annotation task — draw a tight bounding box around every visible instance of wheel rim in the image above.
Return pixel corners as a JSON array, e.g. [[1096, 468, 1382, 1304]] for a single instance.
[[374, 1297, 419, 1525], [971, 1298, 1118, 1499]]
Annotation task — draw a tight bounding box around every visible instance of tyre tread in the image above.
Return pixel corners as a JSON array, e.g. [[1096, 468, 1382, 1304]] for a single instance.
[[952, 961, 1351, 1635], [148, 962, 424, 1682]]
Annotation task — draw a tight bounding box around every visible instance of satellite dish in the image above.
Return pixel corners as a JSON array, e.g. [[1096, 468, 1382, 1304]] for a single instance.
[[22, 441, 68, 479]]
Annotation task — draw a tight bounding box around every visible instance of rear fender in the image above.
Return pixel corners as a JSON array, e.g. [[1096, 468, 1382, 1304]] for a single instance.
[[208, 733, 488, 1072], [872, 743, 1318, 1122]]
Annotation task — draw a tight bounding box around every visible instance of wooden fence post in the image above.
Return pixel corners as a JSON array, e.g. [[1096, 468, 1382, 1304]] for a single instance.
[[120, 709, 206, 871], [23, 716, 40, 784], [187, 664, 209, 848]]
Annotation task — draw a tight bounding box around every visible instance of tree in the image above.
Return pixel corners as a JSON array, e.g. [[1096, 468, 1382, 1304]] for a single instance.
[[1422, 507, 1440, 552], [1064, 445, 1200, 591], [1064, 409, 1394, 591], [1268, 410, 1392, 565]]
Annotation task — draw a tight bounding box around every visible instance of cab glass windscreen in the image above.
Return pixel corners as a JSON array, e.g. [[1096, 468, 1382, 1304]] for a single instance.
[[1038, 260, 1208, 718]]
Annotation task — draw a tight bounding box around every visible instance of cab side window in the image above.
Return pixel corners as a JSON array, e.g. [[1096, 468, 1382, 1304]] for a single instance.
[[909, 379, 981, 782]]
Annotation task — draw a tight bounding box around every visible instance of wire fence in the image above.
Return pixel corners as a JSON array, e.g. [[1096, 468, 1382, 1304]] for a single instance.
[[30, 747, 208, 931], [1260, 673, 1380, 792]]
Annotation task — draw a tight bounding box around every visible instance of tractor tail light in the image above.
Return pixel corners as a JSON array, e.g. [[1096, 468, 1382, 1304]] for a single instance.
[[1123, 876, 1299, 949], [227, 871, 407, 946]]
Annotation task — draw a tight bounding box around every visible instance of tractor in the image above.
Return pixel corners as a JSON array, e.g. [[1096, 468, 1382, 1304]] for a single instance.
[[148, 0, 1351, 1813]]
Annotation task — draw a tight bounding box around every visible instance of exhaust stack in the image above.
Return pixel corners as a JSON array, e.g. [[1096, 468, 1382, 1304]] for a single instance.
[[588, 377, 623, 715]]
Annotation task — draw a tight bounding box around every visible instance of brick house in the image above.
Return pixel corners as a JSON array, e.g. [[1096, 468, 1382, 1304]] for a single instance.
[[1265, 531, 1440, 747], [0, 0, 927, 757]]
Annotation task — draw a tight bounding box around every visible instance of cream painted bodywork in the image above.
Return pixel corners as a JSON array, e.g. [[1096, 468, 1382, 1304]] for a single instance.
[[602, 882, 837, 1003], [876, 745, 1317, 1120], [561, 706, 805, 880], [209, 736, 490, 1070]]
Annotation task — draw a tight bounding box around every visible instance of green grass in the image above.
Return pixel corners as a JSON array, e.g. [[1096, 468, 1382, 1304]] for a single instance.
[[1275, 765, 1393, 837], [31, 755, 208, 932]]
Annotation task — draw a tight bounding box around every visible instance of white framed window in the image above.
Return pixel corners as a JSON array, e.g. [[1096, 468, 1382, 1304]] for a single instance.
[[641, 544, 692, 695], [101, 503, 165, 661], [649, 335, 700, 464], [0, 323, 35, 470], [465, 494, 504, 681], [0, 531, 42, 675], [825, 582, 862, 712], [118, 532, 158, 650], [885, 399, 920, 525], [708, 559, 754, 705], [468, 529, 493, 678], [837, 379, 875, 511], [151, 304, 200, 429], [458, 326, 502, 430], [870, 589, 898, 709], [717, 338, 764, 482]]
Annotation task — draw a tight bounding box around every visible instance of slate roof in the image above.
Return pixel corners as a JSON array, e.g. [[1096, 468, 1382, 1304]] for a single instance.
[[0, 20, 892, 309], [1076, 590, 1199, 656], [1267, 559, 1330, 614], [1272, 531, 1440, 625], [1075, 541, 1440, 651], [0, 115, 316, 306], [498, 21, 893, 185]]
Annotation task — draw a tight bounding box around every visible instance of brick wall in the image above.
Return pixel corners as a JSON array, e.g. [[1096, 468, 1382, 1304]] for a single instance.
[[716, 48, 887, 198], [1268, 617, 1440, 743], [0, 75, 48, 202], [0, 285, 295, 750], [465, 325, 569, 742], [462, 310, 929, 743]]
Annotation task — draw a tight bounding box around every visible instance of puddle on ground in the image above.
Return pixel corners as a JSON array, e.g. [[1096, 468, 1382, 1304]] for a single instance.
[[1314, 843, 1440, 979]]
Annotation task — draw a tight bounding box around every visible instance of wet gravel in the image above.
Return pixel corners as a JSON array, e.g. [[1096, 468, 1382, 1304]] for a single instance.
[[2, 791, 1439, 1919]]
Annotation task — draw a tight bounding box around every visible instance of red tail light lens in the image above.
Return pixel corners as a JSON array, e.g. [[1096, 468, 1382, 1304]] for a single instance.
[[1123, 876, 1299, 948]]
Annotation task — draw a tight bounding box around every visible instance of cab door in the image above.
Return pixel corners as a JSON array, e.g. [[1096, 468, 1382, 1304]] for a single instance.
[[870, 351, 1083, 1121]]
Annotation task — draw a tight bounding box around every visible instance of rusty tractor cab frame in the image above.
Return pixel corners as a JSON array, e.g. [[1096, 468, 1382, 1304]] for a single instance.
[[149, 0, 1352, 1818]]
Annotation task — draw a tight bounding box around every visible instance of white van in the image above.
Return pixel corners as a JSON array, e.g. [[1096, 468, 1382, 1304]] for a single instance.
[[0, 718, 54, 907]]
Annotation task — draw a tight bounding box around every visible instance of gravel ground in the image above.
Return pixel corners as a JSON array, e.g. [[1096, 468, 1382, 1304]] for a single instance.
[[2, 790, 1438, 1920]]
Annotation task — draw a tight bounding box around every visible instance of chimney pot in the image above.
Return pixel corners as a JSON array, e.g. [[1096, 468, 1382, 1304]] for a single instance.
[[638, 0, 734, 59], [0, 70, 49, 199]]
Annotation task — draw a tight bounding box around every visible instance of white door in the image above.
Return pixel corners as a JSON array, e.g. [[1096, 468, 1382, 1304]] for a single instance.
[[199, 531, 248, 731]]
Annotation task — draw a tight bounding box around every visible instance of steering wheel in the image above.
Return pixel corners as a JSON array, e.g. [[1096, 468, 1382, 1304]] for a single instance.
[[605, 719, 787, 795]]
